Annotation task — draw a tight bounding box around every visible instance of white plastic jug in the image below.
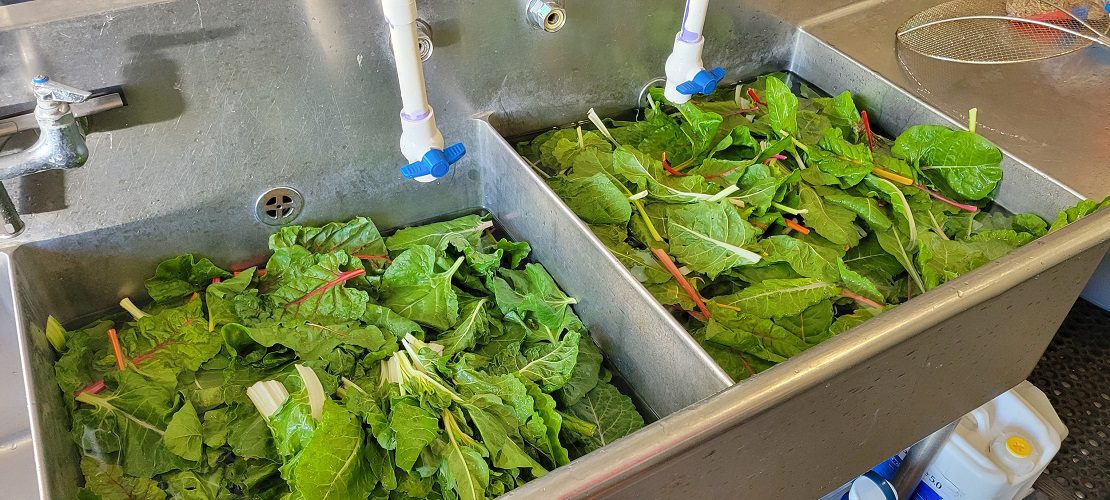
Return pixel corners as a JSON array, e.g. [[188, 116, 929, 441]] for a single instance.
[[913, 381, 1068, 500]]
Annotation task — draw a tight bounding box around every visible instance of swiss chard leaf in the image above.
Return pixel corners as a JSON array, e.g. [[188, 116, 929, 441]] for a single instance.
[[764, 76, 798, 137], [666, 201, 762, 278], [75, 370, 192, 477], [145, 255, 231, 303], [916, 231, 1016, 290], [554, 335, 604, 407], [490, 264, 581, 340], [264, 248, 369, 322], [798, 185, 865, 247], [80, 457, 166, 500], [547, 173, 632, 225], [391, 397, 441, 472], [381, 246, 465, 330], [270, 216, 386, 257], [563, 383, 644, 457], [436, 297, 491, 357], [283, 401, 377, 499], [385, 215, 491, 253], [712, 278, 839, 319], [163, 399, 203, 462], [1048, 196, 1110, 232], [514, 331, 581, 392], [892, 125, 1003, 201]]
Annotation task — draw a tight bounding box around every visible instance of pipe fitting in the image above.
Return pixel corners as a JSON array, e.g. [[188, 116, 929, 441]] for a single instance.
[[526, 0, 566, 33], [415, 18, 433, 61]]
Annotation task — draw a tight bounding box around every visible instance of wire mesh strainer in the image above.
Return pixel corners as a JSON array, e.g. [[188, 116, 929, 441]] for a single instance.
[[897, 0, 1110, 64]]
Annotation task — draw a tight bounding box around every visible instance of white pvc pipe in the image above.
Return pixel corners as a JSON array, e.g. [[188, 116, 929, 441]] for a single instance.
[[381, 0, 444, 180], [665, 0, 712, 103], [382, 0, 429, 119], [679, 0, 710, 42]]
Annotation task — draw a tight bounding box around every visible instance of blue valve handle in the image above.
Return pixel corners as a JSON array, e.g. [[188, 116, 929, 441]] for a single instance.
[[400, 143, 466, 180], [676, 66, 725, 96]]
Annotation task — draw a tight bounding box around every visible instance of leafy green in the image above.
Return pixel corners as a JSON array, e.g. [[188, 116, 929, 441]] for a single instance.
[[391, 397, 441, 471], [916, 231, 1016, 290], [892, 124, 1003, 201], [381, 246, 465, 330], [164, 399, 203, 462], [666, 201, 762, 278], [713, 278, 839, 319], [563, 383, 645, 456], [764, 76, 798, 137], [60, 214, 643, 499], [490, 264, 581, 341], [385, 214, 490, 253], [515, 331, 581, 392], [80, 458, 167, 500], [521, 76, 1083, 391], [1048, 196, 1110, 232], [145, 254, 231, 303], [270, 216, 386, 256], [548, 173, 632, 225], [798, 185, 865, 247]]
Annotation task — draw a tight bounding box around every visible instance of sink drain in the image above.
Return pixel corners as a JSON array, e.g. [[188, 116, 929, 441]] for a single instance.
[[255, 187, 304, 226]]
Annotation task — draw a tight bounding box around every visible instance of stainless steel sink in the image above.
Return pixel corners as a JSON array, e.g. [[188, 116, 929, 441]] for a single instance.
[[7, 112, 1106, 499], [0, 164, 731, 498]]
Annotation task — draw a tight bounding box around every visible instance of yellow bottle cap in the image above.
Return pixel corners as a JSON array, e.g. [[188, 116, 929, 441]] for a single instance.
[[1006, 436, 1033, 458]]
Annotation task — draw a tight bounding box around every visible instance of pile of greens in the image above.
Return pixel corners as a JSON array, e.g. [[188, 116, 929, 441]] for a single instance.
[[50, 215, 644, 499], [518, 73, 1108, 381]]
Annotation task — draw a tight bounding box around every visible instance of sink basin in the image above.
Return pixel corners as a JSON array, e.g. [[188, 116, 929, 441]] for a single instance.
[[0, 182, 729, 498]]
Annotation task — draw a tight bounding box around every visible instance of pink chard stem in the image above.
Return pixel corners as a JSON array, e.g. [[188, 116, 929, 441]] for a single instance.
[[915, 184, 978, 213]]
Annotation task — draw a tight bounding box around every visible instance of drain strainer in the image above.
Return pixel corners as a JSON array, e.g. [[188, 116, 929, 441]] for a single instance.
[[255, 187, 304, 226]]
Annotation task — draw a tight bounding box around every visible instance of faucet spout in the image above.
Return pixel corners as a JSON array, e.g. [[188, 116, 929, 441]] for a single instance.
[[0, 106, 89, 180], [0, 75, 91, 239]]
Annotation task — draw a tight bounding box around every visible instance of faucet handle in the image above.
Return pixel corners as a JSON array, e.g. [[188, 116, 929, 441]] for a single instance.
[[31, 75, 91, 104]]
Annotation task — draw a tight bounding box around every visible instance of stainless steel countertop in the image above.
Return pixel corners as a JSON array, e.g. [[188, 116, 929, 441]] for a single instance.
[[801, 0, 1109, 200]]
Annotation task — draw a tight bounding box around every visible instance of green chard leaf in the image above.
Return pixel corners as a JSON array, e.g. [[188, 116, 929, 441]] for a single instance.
[[284, 401, 378, 500], [270, 216, 386, 257], [666, 201, 762, 278], [547, 173, 633, 225], [892, 124, 1003, 201], [515, 330, 581, 392], [391, 397, 441, 472], [712, 278, 840, 319], [554, 335, 604, 407], [381, 246, 465, 330], [563, 383, 644, 456], [263, 248, 369, 322], [916, 231, 1016, 290], [764, 76, 798, 137], [74, 370, 192, 477], [145, 254, 231, 303], [490, 264, 581, 340], [1049, 196, 1110, 232], [163, 399, 204, 462], [798, 185, 865, 247], [436, 297, 491, 356], [704, 306, 807, 362], [385, 214, 491, 253], [80, 457, 166, 500]]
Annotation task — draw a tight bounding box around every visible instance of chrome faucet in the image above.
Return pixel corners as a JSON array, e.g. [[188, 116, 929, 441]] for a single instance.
[[0, 76, 91, 238]]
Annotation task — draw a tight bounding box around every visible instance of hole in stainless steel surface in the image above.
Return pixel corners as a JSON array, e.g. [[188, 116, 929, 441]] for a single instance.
[[254, 186, 303, 226]]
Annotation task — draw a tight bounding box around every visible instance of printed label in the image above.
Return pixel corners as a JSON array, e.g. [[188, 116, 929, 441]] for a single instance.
[[913, 470, 962, 500]]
